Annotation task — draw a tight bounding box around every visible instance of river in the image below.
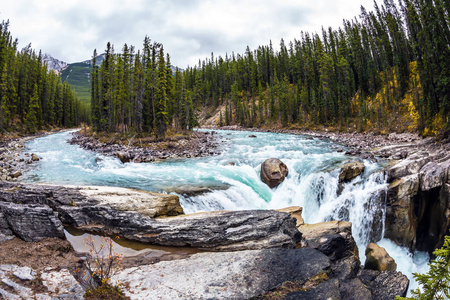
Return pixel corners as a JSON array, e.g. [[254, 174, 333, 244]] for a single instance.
[[22, 129, 429, 294]]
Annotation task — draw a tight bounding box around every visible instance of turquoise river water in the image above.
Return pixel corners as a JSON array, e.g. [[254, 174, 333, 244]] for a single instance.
[[22, 129, 429, 294]]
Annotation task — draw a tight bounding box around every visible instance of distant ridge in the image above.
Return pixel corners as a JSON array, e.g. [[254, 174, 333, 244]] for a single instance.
[[80, 53, 106, 66], [43, 53, 181, 106], [42, 53, 68, 74]]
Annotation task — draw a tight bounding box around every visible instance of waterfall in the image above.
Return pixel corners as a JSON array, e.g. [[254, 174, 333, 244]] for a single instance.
[[23, 129, 429, 294]]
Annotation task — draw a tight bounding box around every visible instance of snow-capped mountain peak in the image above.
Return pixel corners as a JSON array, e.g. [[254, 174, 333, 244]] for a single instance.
[[42, 53, 68, 73]]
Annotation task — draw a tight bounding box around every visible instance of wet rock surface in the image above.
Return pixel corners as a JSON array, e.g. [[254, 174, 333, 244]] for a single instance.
[[364, 243, 397, 272], [383, 139, 450, 253], [68, 130, 222, 163], [59, 206, 302, 251], [298, 221, 359, 262], [260, 158, 289, 188], [0, 182, 301, 251], [112, 248, 331, 300], [339, 162, 365, 183]]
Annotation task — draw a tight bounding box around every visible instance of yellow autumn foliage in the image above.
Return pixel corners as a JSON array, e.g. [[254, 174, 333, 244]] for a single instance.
[[408, 101, 420, 131]]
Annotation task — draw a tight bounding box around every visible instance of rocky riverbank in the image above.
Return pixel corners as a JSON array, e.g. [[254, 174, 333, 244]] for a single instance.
[[0, 136, 42, 182], [0, 182, 409, 299], [204, 125, 428, 160], [68, 130, 221, 163], [0, 129, 75, 182], [2, 126, 449, 298]]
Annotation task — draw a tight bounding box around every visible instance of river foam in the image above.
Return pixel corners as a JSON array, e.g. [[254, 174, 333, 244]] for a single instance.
[[23, 129, 429, 294]]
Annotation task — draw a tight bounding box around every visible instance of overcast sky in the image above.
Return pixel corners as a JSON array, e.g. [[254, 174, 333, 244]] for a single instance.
[[2, 0, 378, 68]]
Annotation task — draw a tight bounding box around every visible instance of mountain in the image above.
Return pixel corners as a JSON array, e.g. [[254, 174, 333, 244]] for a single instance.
[[59, 54, 107, 106], [49, 53, 180, 107], [42, 53, 68, 73], [60, 62, 91, 105], [40, 53, 92, 105], [80, 53, 106, 66]]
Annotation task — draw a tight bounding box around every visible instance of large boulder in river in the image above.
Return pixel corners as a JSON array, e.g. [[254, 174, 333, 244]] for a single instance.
[[364, 243, 397, 272], [260, 158, 289, 188], [339, 161, 365, 183]]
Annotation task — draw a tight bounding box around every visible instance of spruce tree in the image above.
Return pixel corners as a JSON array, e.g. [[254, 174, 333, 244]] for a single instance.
[[155, 46, 168, 139], [25, 84, 39, 133], [397, 235, 450, 300]]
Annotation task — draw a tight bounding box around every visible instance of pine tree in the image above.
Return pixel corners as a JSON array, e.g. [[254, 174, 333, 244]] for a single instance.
[[91, 49, 100, 130], [155, 46, 168, 139], [132, 50, 144, 131], [397, 235, 450, 300], [25, 84, 39, 133]]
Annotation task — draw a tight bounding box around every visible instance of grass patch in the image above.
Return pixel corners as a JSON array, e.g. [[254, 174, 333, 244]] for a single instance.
[[84, 283, 130, 300], [251, 272, 329, 299]]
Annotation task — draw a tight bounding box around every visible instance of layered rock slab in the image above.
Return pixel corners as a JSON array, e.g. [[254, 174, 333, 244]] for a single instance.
[[364, 243, 397, 272], [59, 207, 302, 251], [299, 221, 359, 261], [0, 202, 64, 242], [0, 182, 301, 251], [111, 248, 331, 300], [0, 182, 184, 218], [385, 146, 450, 253]]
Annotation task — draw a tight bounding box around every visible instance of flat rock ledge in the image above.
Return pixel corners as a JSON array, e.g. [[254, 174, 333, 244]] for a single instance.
[[108, 220, 409, 300], [59, 207, 301, 251], [111, 248, 330, 300], [0, 182, 301, 251], [0, 265, 84, 300]]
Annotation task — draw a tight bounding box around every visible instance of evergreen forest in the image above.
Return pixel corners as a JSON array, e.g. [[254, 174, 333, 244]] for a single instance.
[[89, 39, 197, 139], [179, 0, 450, 135], [1, 0, 450, 138], [0, 21, 88, 135], [90, 0, 450, 138]]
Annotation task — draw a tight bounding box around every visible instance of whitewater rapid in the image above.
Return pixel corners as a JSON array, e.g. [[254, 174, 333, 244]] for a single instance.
[[22, 129, 429, 294]]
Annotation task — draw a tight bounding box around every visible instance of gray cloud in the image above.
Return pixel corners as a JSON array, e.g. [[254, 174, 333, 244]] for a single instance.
[[2, 0, 379, 68]]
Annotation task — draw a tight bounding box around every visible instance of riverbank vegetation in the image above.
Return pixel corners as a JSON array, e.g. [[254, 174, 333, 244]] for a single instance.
[[1, 0, 449, 140], [184, 0, 450, 136], [88, 0, 450, 139], [89, 40, 197, 139], [0, 21, 89, 137]]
